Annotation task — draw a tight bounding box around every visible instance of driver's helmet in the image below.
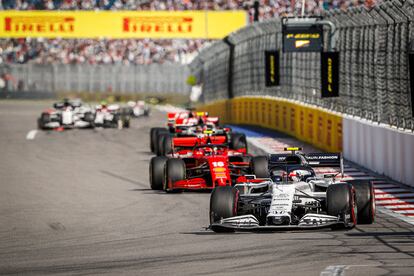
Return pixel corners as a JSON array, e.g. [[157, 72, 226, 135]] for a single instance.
[[100, 101, 108, 109], [270, 169, 286, 183], [288, 169, 312, 182]]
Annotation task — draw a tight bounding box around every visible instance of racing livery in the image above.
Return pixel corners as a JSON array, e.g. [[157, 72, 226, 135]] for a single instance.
[[209, 152, 375, 232]]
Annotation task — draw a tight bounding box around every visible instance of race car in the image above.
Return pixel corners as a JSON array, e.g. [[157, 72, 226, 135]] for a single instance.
[[37, 99, 94, 130], [94, 103, 130, 129], [125, 100, 150, 117], [209, 152, 375, 232], [149, 140, 251, 192], [167, 110, 219, 133]]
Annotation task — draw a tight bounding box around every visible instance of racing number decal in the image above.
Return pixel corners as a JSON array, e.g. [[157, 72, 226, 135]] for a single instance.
[[212, 161, 225, 167]]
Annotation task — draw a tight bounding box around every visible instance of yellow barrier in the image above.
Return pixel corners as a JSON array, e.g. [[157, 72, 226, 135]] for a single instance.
[[199, 97, 342, 152], [0, 11, 246, 39]]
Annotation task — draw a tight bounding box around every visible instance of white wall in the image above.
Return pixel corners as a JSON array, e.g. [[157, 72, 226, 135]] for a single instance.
[[343, 117, 414, 186]]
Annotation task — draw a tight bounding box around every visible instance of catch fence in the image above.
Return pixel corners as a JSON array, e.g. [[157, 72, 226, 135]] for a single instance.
[[1, 63, 191, 96], [191, 0, 414, 129]]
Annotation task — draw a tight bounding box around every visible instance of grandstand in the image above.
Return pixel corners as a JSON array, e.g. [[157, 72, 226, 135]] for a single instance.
[[0, 0, 381, 65]]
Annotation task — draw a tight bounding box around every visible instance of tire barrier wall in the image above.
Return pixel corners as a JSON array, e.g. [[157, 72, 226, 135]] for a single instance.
[[343, 117, 414, 186], [200, 96, 343, 153]]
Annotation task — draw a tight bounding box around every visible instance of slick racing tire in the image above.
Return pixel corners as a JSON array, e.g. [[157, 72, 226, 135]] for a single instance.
[[38, 113, 51, 130], [230, 133, 248, 152], [123, 116, 130, 129], [250, 156, 269, 178], [150, 127, 168, 153], [84, 112, 95, 123], [165, 158, 186, 192], [210, 186, 239, 232], [163, 134, 173, 155], [157, 133, 170, 156], [349, 180, 376, 224], [327, 183, 357, 229], [149, 156, 168, 190]]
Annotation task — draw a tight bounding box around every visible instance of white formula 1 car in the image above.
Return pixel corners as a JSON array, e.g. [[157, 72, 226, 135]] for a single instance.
[[37, 99, 95, 130], [209, 153, 375, 232], [126, 100, 150, 117], [94, 104, 130, 129]]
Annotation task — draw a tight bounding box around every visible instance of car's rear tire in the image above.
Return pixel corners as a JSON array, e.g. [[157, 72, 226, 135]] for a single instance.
[[157, 133, 170, 156], [165, 158, 186, 192], [149, 156, 168, 190], [151, 128, 168, 154], [123, 116, 130, 128], [327, 183, 357, 229], [163, 134, 173, 155], [210, 186, 239, 232], [230, 133, 248, 152], [349, 180, 375, 224], [250, 156, 269, 178]]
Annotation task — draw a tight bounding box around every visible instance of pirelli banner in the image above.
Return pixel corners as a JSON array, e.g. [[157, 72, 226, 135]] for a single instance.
[[0, 11, 247, 39], [321, 52, 340, 98], [264, 50, 280, 87]]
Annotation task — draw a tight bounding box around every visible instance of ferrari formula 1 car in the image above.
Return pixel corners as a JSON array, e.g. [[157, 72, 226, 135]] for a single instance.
[[149, 140, 251, 192], [37, 99, 95, 130], [209, 153, 375, 232]]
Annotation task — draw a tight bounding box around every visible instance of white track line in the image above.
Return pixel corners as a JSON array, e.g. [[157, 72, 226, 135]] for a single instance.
[[26, 130, 37, 140]]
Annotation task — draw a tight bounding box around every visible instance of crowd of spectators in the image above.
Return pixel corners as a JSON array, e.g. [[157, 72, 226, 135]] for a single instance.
[[0, 0, 380, 12], [0, 0, 382, 65], [0, 38, 207, 65]]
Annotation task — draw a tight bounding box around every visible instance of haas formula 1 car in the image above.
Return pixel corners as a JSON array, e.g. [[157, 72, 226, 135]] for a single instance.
[[209, 150, 375, 232], [149, 134, 251, 192]]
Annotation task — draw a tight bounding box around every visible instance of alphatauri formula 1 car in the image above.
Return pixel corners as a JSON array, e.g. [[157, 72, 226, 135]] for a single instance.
[[209, 153, 375, 232]]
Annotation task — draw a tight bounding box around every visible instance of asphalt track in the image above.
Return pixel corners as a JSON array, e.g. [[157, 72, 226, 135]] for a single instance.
[[0, 101, 414, 276]]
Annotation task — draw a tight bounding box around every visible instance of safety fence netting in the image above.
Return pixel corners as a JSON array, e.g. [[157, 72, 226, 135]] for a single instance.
[[190, 0, 414, 130]]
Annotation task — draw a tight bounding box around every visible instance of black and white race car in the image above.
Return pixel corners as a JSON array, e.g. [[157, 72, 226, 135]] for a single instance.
[[209, 152, 375, 232], [94, 103, 130, 129], [37, 99, 95, 130]]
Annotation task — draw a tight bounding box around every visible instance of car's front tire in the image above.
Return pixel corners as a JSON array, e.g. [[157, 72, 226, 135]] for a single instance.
[[149, 156, 168, 190], [210, 186, 239, 232], [164, 158, 186, 192]]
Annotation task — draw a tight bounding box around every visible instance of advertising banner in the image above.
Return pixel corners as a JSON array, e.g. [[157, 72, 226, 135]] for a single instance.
[[321, 52, 339, 98], [282, 24, 323, 53], [0, 11, 246, 39], [264, 50, 280, 87]]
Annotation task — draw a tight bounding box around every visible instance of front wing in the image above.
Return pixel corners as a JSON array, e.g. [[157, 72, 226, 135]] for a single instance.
[[209, 214, 346, 232]]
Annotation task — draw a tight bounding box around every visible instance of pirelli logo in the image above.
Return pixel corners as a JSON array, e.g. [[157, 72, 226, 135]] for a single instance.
[[4, 16, 75, 33], [123, 16, 193, 34]]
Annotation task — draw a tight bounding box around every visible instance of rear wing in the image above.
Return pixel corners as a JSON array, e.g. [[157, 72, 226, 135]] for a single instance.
[[172, 136, 227, 148], [305, 153, 344, 177], [269, 154, 304, 165], [269, 152, 344, 177]]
